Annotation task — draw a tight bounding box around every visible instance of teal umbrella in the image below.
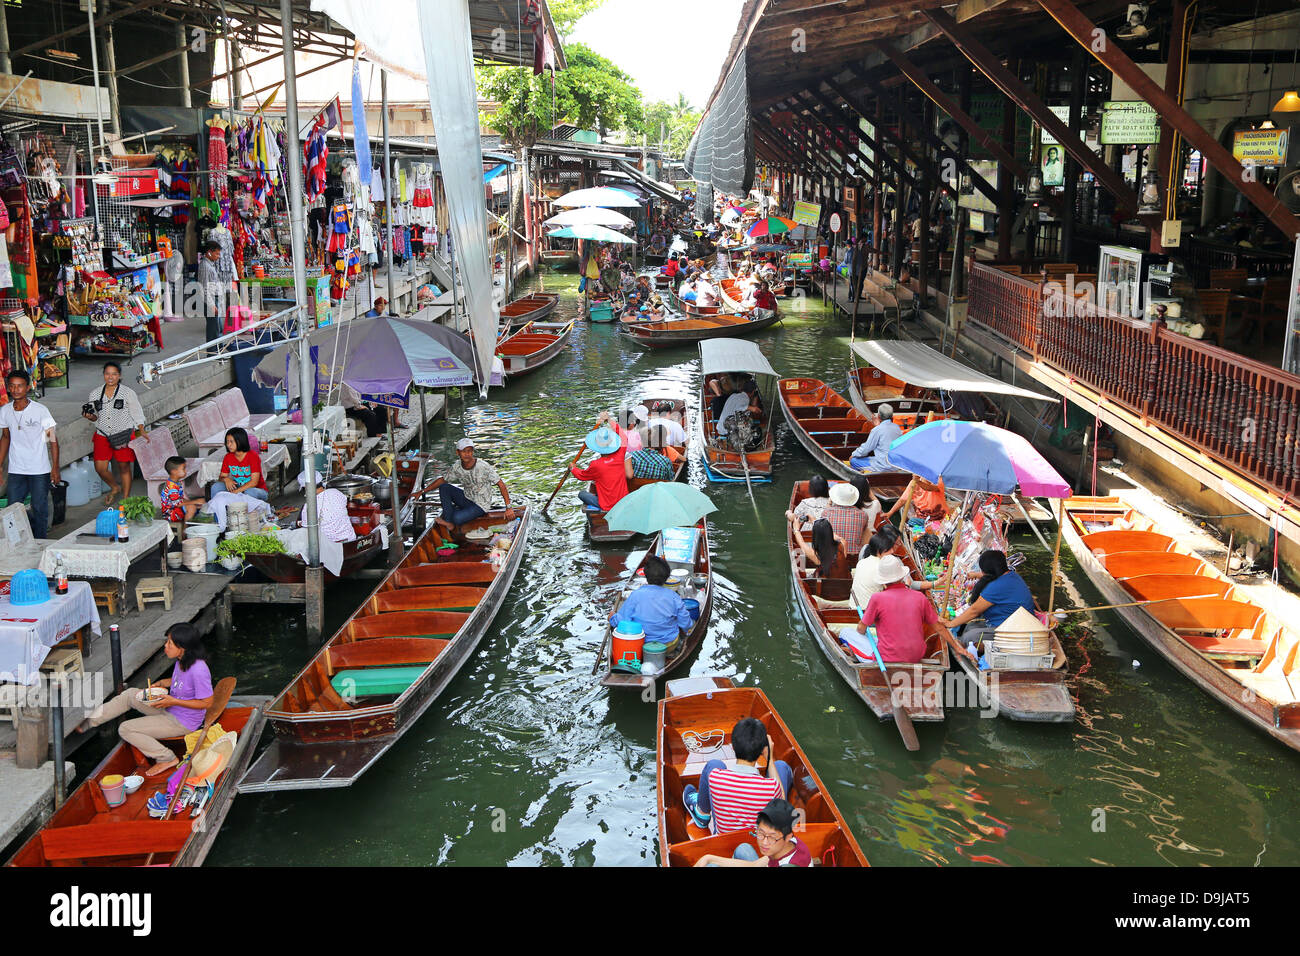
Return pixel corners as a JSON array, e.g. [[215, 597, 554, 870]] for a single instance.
[[604, 483, 717, 535], [548, 223, 636, 244]]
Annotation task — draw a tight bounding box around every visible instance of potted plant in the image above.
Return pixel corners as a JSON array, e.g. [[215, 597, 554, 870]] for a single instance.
[[215, 532, 286, 571], [119, 496, 158, 526]]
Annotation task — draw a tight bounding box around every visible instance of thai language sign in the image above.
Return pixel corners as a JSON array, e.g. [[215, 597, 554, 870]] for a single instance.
[[1099, 101, 1160, 145], [792, 200, 822, 228], [1232, 128, 1289, 167]]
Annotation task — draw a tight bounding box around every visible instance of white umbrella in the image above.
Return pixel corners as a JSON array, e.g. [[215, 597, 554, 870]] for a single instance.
[[553, 186, 643, 208], [548, 224, 637, 244], [544, 206, 634, 229]]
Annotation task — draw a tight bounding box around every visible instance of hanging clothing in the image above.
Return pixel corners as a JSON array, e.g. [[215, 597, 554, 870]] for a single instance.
[[206, 119, 229, 201], [303, 116, 329, 202], [371, 167, 384, 202], [326, 204, 352, 254]]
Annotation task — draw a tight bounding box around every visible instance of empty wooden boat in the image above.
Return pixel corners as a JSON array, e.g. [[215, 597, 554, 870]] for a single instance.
[[587, 398, 689, 543], [656, 675, 869, 867], [497, 319, 575, 379], [787, 481, 950, 723], [599, 521, 713, 689], [540, 248, 578, 269], [698, 339, 779, 483], [1062, 495, 1300, 751], [500, 292, 560, 329], [777, 377, 927, 497], [238, 507, 531, 792], [7, 695, 267, 867]]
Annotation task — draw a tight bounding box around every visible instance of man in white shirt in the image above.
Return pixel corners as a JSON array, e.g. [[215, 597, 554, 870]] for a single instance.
[[0, 370, 60, 537], [644, 401, 688, 447], [696, 279, 719, 308]]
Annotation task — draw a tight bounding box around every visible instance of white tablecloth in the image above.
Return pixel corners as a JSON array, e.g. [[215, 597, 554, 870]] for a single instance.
[[195, 441, 291, 487], [0, 581, 102, 685], [38, 519, 172, 581]]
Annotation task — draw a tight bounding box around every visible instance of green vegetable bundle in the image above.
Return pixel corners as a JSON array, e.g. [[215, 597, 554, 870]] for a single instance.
[[216, 532, 287, 559], [119, 496, 158, 522]]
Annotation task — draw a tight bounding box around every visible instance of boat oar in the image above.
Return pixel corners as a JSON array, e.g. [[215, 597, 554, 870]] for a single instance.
[[850, 600, 920, 751], [542, 442, 588, 514], [1052, 592, 1222, 616], [143, 676, 235, 865]]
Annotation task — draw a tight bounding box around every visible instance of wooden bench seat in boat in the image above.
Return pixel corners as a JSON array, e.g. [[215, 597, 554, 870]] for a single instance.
[[347, 610, 470, 640], [1105, 551, 1209, 578], [1081, 529, 1176, 555], [1147, 598, 1265, 634], [370, 586, 488, 613], [40, 820, 193, 861], [1178, 636, 1270, 660], [394, 563, 498, 587], [1119, 573, 1233, 602]]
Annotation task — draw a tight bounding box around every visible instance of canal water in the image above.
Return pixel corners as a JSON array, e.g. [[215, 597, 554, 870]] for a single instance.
[[203, 270, 1299, 867]]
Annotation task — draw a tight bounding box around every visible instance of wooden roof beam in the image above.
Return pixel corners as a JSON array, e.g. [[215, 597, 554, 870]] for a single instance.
[[753, 116, 827, 177], [1035, 0, 1300, 239], [922, 7, 1144, 219]]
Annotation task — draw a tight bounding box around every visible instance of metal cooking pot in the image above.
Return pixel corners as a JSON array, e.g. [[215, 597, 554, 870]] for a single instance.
[[372, 478, 393, 504], [327, 473, 374, 498]]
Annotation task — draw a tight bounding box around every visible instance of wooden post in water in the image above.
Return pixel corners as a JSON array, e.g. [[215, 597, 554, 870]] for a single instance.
[[305, 565, 324, 641]]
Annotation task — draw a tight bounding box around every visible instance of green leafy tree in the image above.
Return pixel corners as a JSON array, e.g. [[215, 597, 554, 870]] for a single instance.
[[628, 95, 701, 158]]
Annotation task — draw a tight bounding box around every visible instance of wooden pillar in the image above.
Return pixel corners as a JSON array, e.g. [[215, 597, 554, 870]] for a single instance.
[[997, 91, 1015, 260], [1062, 48, 1086, 262], [305, 564, 324, 641], [919, 98, 934, 305], [1150, 0, 1188, 252]]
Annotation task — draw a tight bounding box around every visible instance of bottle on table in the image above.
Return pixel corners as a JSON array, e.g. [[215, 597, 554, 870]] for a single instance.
[[55, 554, 68, 595], [117, 507, 129, 544]]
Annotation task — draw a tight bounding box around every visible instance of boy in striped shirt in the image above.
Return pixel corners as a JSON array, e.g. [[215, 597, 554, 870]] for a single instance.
[[683, 717, 792, 834]]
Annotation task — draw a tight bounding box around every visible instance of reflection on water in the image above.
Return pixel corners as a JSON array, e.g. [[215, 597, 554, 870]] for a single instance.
[[203, 269, 1300, 867]]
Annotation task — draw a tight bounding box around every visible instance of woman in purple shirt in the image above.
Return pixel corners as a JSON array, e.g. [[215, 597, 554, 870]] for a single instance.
[[82, 623, 215, 776]]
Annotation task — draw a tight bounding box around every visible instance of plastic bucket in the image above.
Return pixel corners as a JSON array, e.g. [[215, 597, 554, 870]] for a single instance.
[[642, 640, 668, 674], [182, 538, 207, 572], [682, 598, 701, 624], [188, 523, 221, 563], [100, 774, 126, 807], [610, 621, 644, 672]]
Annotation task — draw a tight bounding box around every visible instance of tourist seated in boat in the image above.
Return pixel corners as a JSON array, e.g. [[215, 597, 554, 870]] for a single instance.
[[708, 373, 738, 420], [853, 556, 958, 664], [80, 623, 214, 777], [661, 257, 682, 279], [787, 475, 831, 526], [626, 446, 674, 481], [609, 553, 690, 649], [886, 475, 948, 522], [631, 275, 653, 302], [425, 437, 516, 534], [944, 550, 1035, 641], [572, 425, 628, 512], [716, 380, 764, 448], [645, 401, 687, 448], [679, 276, 698, 303], [209, 427, 268, 502], [682, 716, 792, 833], [823, 481, 870, 555], [750, 280, 777, 316], [850, 474, 883, 530], [696, 278, 720, 308], [794, 517, 849, 579], [848, 404, 904, 473], [597, 408, 643, 452], [160, 456, 205, 524], [620, 263, 637, 294], [298, 471, 356, 543], [693, 798, 812, 867], [854, 531, 931, 604]]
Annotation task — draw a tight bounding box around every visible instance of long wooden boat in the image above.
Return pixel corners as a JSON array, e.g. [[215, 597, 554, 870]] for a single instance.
[[787, 481, 950, 723], [238, 507, 531, 791], [656, 676, 868, 867], [540, 249, 578, 269], [776, 377, 920, 499], [625, 301, 781, 350], [587, 398, 689, 543], [497, 319, 575, 379], [846, 362, 947, 420], [7, 695, 268, 867], [896, 496, 1074, 722], [1062, 495, 1299, 750], [245, 528, 386, 584], [699, 378, 777, 483], [599, 521, 713, 689], [500, 292, 559, 330]]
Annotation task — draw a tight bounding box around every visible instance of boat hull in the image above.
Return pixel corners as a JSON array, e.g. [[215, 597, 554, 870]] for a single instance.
[[244, 530, 385, 584]]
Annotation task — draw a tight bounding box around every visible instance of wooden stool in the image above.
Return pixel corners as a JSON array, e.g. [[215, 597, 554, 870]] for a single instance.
[[91, 580, 119, 617], [54, 625, 89, 655], [135, 576, 174, 612], [40, 646, 84, 677]]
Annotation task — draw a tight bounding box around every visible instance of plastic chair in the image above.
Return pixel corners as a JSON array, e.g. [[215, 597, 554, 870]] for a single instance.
[[128, 427, 208, 501], [184, 401, 229, 454]]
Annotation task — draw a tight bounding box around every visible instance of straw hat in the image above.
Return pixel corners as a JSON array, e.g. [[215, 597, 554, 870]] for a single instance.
[[829, 483, 860, 507], [992, 607, 1050, 653], [186, 731, 237, 786], [872, 555, 910, 586], [585, 426, 621, 456]]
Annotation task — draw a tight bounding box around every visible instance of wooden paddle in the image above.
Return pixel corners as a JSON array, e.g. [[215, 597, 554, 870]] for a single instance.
[[1053, 592, 1222, 616], [542, 442, 588, 514], [851, 600, 920, 751], [143, 676, 235, 865]]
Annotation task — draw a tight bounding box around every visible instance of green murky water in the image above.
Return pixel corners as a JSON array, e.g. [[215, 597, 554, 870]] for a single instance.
[[196, 269, 1298, 867]]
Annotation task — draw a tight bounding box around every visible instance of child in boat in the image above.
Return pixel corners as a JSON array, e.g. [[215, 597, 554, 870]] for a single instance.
[[608, 554, 691, 646], [159, 456, 205, 524], [693, 799, 812, 867], [682, 717, 791, 833]]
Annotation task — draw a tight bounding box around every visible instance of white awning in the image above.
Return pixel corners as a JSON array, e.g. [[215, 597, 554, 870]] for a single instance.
[[700, 339, 779, 378], [850, 340, 1054, 402]]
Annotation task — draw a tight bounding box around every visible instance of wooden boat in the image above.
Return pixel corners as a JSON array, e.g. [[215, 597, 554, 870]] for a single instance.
[[238, 506, 531, 792], [776, 377, 924, 496], [540, 248, 578, 269], [599, 521, 714, 689], [587, 398, 689, 543], [7, 695, 267, 867], [1062, 495, 1300, 750], [787, 480, 950, 723], [698, 338, 778, 483], [656, 675, 869, 867], [499, 292, 559, 330], [584, 292, 621, 323], [625, 300, 781, 350], [245, 528, 386, 584], [719, 275, 786, 310], [847, 361, 947, 420], [897, 495, 1074, 723], [497, 319, 575, 378]]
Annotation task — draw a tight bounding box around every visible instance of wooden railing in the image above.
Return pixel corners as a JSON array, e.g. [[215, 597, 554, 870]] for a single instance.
[[967, 261, 1300, 498]]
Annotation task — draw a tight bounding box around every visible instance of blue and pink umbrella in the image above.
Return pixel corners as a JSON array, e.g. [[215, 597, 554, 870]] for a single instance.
[[887, 420, 1071, 498]]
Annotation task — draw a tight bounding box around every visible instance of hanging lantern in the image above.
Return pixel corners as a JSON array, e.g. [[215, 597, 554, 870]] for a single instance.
[[1138, 171, 1162, 215], [1026, 171, 1045, 204]]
